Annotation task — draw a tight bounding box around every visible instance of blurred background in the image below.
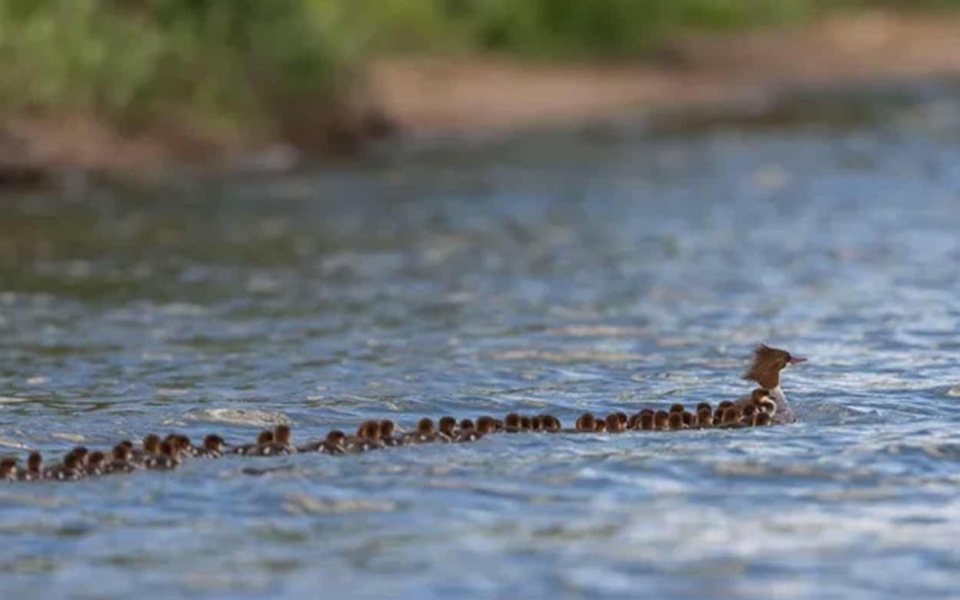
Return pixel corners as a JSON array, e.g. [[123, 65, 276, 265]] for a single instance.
[[3, 0, 960, 175], [4, 2, 960, 599]]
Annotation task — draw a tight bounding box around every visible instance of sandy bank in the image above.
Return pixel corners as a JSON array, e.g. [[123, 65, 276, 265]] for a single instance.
[[4, 10, 960, 182], [372, 11, 960, 137]]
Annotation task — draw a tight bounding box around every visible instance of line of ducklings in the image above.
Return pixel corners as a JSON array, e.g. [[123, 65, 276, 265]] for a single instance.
[[0, 388, 776, 483]]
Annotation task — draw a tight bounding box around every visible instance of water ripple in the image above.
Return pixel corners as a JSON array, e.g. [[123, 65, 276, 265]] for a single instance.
[[3, 113, 960, 598]]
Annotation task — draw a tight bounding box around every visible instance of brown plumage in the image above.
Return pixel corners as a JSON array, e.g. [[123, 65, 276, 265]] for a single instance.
[[605, 413, 625, 433], [754, 412, 773, 427], [196, 434, 225, 458], [654, 411, 669, 431], [742, 344, 806, 389], [639, 413, 655, 431], [379, 419, 402, 445], [721, 406, 742, 426], [476, 416, 497, 434], [541, 414, 562, 432], [504, 413, 522, 433], [477, 417, 497, 435], [750, 388, 777, 416], [696, 406, 713, 428], [576, 413, 597, 432], [0, 458, 17, 480], [438, 416, 457, 437], [667, 412, 685, 430], [714, 401, 734, 423]]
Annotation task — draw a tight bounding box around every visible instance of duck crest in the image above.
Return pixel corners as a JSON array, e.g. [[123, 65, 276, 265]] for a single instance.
[[741, 344, 805, 389]]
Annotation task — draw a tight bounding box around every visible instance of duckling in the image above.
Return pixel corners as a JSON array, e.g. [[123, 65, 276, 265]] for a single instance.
[[714, 401, 734, 424], [128, 434, 163, 466], [437, 416, 458, 442], [667, 412, 686, 430], [105, 444, 138, 474], [17, 451, 45, 481], [164, 434, 197, 458], [145, 440, 181, 470], [403, 418, 438, 444], [630, 409, 654, 430], [249, 424, 297, 456], [343, 421, 385, 452], [720, 406, 743, 428], [654, 411, 670, 431], [504, 413, 522, 434], [750, 388, 777, 417], [741, 403, 757, 424], [681, 411, 695, 427], [639, 412, 655, 431], [695, 405, 713, 428], [541, 414, 562, 432], [300, 430, 348, 454], [669, 403, 685, 415], [492, 418, 504, 432], [452, 418, 483, 442], [230, 430, 274, 456], [52, 452, 85, 481], [696, 402, 713, 427], [519, 416, 532, 432], [575, 413, 597, 432], [605, 413, 626, 433], [0, 457, 17, 481], [379, 419, 404, 446], [49, 447, 88, 479], [530, 416, 543, 432], [615, 412, 629, 428], [476, 416, 498, 435], [69, 446, 90, 469], [195, 434, 226, 458], [356, 420, 375, 438], [593, 419, 606, 433], [754, 412, 773, 427], [85, 451, 107, 477]]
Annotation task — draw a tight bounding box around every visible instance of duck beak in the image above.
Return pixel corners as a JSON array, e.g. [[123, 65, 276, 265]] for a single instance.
[[788, 356, 807, 364]]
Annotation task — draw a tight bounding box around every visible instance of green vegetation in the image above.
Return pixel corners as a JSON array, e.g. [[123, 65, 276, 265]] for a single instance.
[[0, 0, 957, 146]]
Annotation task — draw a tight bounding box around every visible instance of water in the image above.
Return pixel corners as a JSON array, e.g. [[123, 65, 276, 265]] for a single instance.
[[2, 102, 960, 599]]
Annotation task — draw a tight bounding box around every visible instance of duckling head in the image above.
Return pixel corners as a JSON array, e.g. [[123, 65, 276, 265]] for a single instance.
[[274, 424, 292, 444], [417, 418, 435, 435], [438, 416, 457, 436], [143, 434, 162, 454], [639, 413, 655, 431], [204, 434, 226, 451], [27, 451, 43, 472], [379, 420, 396, 438], [576, 413, 596, 432], [654, 411, 669, 430]]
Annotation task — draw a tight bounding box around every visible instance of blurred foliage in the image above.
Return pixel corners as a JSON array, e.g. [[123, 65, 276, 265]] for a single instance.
[[0, 0, 360, 131], [0, 0, 957, 139]]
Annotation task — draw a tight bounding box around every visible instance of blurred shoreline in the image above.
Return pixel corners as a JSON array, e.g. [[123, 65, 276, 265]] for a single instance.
[[4, 10, 960, 185]]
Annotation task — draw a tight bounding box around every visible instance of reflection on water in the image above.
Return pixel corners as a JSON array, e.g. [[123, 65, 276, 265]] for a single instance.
[[2, 103, 960, 598]]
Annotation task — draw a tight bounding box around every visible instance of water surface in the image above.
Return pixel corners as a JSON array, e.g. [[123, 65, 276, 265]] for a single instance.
[[2, 102, 960, 599]]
